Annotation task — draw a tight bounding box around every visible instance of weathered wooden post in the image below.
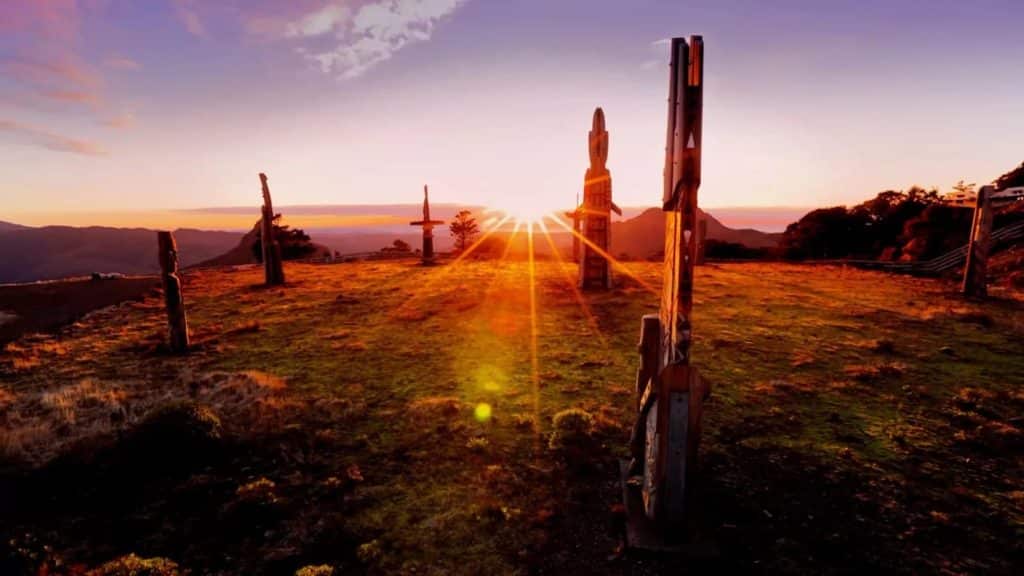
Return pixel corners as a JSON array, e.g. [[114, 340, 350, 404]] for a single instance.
[[409, 185, 445, 265], [623, 35, 710, 549], [962, 185, 994, 298], [696, 218, 708, 265], [259, 173, 285, 285], [157, 231, 189, 353], [579, 108, 622, 289]]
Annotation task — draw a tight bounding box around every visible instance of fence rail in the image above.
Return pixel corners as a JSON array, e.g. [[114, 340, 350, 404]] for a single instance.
[[836, 220, 1024, 276]]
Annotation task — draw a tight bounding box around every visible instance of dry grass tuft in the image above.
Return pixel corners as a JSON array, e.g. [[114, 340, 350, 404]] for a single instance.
[[842, 363, 904, 381], [790, 351, 816, 368], [0, 386, 15, 408], [0, 370, 294, 465], [408, 396, 463, 419]]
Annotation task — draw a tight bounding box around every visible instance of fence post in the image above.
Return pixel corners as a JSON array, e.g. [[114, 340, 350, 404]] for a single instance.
[[157, 231, 189, 353]]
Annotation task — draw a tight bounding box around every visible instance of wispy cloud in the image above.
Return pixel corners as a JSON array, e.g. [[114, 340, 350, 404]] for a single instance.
[[2, 2, 140, 138], [6, 56, 101, 92], [104, 55, 141, 70], [287, 3, 352, 38], [0, 119, 107, 157], [642, 38, 671, 70], [246, 0, 468, 80], [40, 89, 101, 106], [102, 111, 136, 129], [172, 0, 206, 37]]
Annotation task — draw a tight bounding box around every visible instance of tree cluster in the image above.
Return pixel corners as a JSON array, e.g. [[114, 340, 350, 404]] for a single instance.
[[251, 214, 318, 262], [780, 187, 942, 260]]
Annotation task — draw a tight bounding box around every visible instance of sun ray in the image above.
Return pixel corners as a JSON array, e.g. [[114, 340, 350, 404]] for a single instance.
[[527, 221, 542, 454], [537, 219, 608, 348], [546, 213, 659, 296], [387, 214, 513, 320]]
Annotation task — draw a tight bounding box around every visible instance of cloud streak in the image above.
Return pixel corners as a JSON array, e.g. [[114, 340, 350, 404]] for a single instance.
[[0, 119, 107, 157], [172, 0, 206, 37], [247, 0, 468, 80], [105, 55, 142, 70]]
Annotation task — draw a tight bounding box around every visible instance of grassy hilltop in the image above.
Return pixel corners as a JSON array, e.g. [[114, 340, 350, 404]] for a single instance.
[[1, 260, 1022, 574]]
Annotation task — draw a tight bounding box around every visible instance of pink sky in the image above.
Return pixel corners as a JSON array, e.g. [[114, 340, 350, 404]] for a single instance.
[[2, 1, 1022, 227]]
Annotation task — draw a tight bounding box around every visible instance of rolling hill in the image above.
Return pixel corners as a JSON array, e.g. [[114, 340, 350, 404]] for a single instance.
[[610, 208, 781, 259], [0, 226, 241, 284], [0, 206, 781, 283]]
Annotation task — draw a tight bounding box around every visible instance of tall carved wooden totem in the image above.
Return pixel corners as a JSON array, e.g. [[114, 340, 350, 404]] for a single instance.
[[625, 35, 710, 548], [578, 107, 622, 289]]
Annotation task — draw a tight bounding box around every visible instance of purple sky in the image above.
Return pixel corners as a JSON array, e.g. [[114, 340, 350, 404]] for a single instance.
[[2, 0, 1023, 226]]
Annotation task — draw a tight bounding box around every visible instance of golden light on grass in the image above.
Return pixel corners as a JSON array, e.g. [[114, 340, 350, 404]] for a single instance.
[[536, 218, 608, 348], [386, 214, 513, 321]]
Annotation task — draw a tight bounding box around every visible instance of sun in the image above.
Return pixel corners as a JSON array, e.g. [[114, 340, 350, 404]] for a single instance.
[[486, 201, 559, 225]]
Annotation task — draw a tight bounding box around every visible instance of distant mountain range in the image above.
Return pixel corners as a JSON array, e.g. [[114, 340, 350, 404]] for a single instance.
[[0, 220, 30, 233], [0, 226, 240, 284], [0, 207, 783, 283]]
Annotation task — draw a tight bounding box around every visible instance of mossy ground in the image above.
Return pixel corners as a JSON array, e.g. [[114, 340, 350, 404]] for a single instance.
[[1, 260, 1022, 574]]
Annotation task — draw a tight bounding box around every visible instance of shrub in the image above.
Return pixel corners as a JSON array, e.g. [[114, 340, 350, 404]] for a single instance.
[[236, 477, 278, 506], [466, 436, 489, 451], [295, 565, 334, 576], [123, 401, 222, 471], [90, 553, 181, 576], [548, 408, 597, 463], [356, 540, 383, 564]]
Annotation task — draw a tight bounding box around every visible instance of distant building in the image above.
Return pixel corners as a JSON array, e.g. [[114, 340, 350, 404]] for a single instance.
[[942, 191, 977, 206], [992, 186, 1024, 204]]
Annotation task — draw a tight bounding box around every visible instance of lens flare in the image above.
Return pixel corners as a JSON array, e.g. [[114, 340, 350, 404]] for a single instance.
[[474, 403, 493, 422]]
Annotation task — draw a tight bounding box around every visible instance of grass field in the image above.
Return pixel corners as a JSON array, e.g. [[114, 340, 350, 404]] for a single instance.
[[1, 259, 1022, 574]]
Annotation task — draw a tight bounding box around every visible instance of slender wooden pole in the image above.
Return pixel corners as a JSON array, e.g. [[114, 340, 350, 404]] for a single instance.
[[259, 173, 285, 285], [962, 185, 994, 298], [157, 231, 189, 353]]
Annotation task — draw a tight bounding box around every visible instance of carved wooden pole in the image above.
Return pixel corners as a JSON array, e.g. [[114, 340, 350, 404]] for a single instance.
[[962, 185, 994, 298], [410, 185, 445, 265], [259, 173, 285, 285], [627, 37, 709, 542], [579, 108, 622, 289], [157, 231, 189, 353]]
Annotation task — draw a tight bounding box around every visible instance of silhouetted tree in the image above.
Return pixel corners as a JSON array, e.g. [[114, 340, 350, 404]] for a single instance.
[[704, 239, 773, 260], [781, 206, 870, 259], [252, 214, 317, 261], [781, 188, 940, 260], [995, 161, 1024, 190], [952, 180, 976, 196], [900, 204, 972, 260], [449, 210, 479, 252], [384, 239, 412, 253]]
